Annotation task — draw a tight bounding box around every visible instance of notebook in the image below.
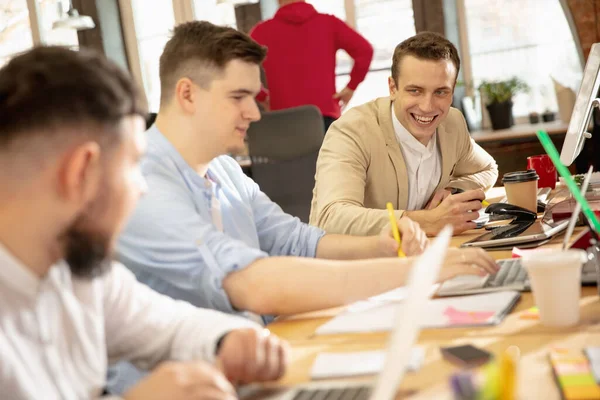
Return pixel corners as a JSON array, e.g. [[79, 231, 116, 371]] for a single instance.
[[315, 290, 520, 335]]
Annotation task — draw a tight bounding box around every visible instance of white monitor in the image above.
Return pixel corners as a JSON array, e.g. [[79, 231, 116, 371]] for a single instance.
[[560, 43, 600, 166]]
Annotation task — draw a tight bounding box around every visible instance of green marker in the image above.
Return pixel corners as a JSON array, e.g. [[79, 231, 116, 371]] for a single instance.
[[536, 130, 600, 233]]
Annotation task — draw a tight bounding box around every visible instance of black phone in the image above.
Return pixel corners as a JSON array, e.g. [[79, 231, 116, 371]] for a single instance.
[[440, 344, 493, 368]]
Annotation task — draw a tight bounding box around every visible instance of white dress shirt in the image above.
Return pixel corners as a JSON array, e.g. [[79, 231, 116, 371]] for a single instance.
[[391, 105, 442, 210], [0, 243, 257, 400]]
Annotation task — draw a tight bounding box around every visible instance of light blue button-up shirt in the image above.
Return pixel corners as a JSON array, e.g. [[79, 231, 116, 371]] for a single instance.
[[106, 126, 326, 394]]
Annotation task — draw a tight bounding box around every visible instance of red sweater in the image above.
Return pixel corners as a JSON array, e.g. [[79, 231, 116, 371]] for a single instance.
[[250, 2, 373, 119]]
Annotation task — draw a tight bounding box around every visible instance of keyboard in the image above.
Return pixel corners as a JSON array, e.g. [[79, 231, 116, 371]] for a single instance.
[[292, 387, 371, 400], [484, 258, 529, 288]]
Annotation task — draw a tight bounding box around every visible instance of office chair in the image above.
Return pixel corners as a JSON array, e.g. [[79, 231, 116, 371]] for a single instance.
[[246, 105, 325, 223], [146, 112, 157, 129]]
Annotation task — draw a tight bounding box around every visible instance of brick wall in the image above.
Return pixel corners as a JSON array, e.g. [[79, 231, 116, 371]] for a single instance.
[[565, 0, 600, 60]]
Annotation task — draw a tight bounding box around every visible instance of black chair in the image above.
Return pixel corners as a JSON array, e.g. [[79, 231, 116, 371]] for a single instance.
[[246, 105, 325, 223], [146, 112, 157, 129]]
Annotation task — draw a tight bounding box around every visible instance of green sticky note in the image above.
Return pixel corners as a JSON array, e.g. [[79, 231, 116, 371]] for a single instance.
[[559, 373, 597, 387]]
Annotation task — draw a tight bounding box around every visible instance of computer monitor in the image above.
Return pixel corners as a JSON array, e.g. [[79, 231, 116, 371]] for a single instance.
[[560, 43, 600, 166]]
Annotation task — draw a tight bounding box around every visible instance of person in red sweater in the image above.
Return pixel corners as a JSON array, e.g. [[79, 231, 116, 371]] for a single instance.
[[250, 0, 373, 131]]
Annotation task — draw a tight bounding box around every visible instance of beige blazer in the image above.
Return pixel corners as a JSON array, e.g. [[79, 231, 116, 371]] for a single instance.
[[309, 97, 498, 236]]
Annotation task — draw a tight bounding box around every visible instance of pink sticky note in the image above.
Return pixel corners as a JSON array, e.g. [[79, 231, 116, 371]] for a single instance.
[[443, 306, 495, 325]]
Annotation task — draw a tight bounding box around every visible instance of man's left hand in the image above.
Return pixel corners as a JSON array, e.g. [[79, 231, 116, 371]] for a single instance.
[[425, 188, 453, 210], [217, 328, 289, 385]]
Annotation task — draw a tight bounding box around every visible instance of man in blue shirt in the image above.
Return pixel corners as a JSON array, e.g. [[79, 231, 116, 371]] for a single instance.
[[118, 20, 498, 317], [108, 20, 498, 394]]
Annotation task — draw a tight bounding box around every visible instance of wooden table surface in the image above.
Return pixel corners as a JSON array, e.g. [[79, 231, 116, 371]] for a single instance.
[[262, 187, 599, 399]]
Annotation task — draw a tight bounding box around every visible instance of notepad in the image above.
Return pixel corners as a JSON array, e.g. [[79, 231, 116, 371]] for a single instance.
[[310, 347, 425, 380], [315, 291, 520, 335], [549, 348, 600, 400]]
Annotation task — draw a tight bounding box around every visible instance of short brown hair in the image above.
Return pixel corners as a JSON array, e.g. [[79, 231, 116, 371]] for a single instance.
[[159, 21, 267, 105], [391, 32, 460, 84], [0, 46, 147, 149]]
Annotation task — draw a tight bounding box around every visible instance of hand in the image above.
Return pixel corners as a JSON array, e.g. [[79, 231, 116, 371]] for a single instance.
[[123, 361, 235, 400], [378, 216, 429, 257], [217, 328, 289, 385], [407, 189, 486, 235], [425, 188, 452, 210], [438, 247, 500, 281], [333, 87, 355, 110], [257, 98, 270, 112]]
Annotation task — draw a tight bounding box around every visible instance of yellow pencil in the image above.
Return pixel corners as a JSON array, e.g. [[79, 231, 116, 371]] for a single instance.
[[386, 202, 406, 258], [482, 199, 490, 207]]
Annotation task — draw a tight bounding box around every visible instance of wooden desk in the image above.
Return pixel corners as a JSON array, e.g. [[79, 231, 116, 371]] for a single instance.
[[264, 205, 599, 398]]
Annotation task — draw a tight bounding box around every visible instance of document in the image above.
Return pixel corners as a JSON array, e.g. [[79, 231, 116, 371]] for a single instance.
[[310, 347, 425, 380], [315, 291, 520, 335]]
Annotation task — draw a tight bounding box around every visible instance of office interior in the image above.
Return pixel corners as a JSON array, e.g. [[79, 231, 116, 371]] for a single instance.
[[9, 0, 598, 187], [9, 0, 597, 178], [4, 0, 600, 398]]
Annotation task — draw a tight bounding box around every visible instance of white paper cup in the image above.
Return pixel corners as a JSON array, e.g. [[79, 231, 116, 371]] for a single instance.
[[521, 249, 587, 327]]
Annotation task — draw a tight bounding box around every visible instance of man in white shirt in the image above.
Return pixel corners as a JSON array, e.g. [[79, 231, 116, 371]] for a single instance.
[[0, 46, 287, 400], [310, 32, 499, 236]]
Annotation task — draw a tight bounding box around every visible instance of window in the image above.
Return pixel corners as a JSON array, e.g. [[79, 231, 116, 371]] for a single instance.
[[130, 0, 175, 111], [0, 0, 34, 67], [194, 0, 237, 28], [337, 0, 415, 110], [39, 0, 78, 48], [464, 0, 582, 118]]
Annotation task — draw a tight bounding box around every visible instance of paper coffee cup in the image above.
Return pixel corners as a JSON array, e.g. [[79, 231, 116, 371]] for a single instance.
[[502, 170, 539, 212], [522, 249, 586, 327]]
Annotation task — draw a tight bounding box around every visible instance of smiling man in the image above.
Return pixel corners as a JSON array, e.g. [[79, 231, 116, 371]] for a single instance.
[[108, 22, 501, 394], [310, 32, 498, 236]]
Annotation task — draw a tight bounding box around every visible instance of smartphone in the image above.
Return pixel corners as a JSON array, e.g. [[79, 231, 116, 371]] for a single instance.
[[440, 344, 493, 368]]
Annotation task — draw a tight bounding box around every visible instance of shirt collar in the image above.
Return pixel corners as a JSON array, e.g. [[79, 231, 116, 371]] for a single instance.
[[0, 241, 44, 298], [391, 104, 437, 157], [146, 125, 218, 187]]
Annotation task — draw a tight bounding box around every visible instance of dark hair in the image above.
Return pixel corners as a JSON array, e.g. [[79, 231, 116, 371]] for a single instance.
[[391, 32, 460, 84], [0, 46, 147, 149], [159, 21, 267, 105]]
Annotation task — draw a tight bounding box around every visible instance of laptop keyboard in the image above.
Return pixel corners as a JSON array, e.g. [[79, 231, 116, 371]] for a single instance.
[[484, 258, 528, 288], [292, 387, 371, 400]]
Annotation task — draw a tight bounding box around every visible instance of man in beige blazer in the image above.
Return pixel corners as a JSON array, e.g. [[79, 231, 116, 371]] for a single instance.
[[310, 32, 498, 236]]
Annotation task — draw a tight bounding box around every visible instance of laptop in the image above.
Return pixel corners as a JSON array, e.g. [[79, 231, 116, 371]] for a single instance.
[[239, 226, 453, 400], [438, 170, 598, 297]]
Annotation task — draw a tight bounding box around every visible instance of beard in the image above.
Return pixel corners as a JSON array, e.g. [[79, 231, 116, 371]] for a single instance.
[[62, 180, 114, 279], [63, 222, 112, 279]]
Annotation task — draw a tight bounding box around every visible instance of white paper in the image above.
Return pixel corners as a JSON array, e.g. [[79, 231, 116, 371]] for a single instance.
[[474, 209, 490, 227], [310, 348, 424, 380], [315, 291, 520, 335], [585, 347, 600, 383]]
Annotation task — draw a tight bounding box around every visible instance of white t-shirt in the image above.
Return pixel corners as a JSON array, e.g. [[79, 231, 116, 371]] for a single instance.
[[0, 243, 256, 399], [391, 106, 442, 210]]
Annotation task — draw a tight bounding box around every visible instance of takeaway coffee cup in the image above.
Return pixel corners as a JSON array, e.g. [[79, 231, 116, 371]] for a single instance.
[[502, 170, 539, 212], [522, 249, 587, 327]]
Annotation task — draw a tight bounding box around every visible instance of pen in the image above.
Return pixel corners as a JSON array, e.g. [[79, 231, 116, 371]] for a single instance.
[[386, 202, 406, 257], [500, 349, 517, 400]]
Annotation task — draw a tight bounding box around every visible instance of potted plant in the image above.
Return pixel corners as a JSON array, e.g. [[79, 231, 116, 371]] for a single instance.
[[479, 77, 529, 130]]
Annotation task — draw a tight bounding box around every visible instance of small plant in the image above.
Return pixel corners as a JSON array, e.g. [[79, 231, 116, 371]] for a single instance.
[[478, 77, 529, 105]]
